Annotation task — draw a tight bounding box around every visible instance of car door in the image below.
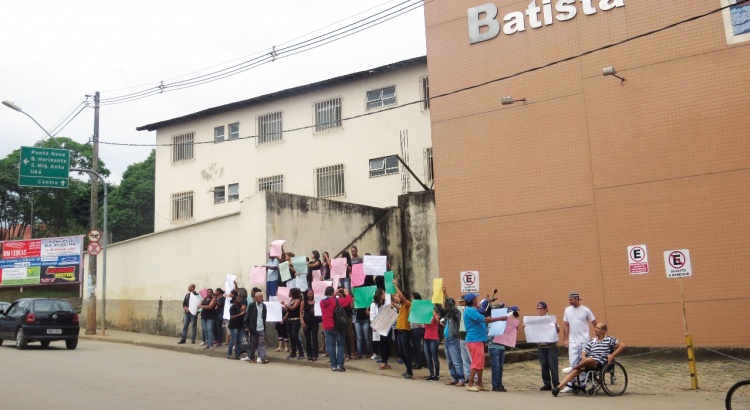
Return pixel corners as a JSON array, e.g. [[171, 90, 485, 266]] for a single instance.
[[0, 301, 20, 339]]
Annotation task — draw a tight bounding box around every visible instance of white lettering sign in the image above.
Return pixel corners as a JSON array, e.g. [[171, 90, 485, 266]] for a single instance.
[[663, 249, 692, 279], [468, 0, 625, 44]]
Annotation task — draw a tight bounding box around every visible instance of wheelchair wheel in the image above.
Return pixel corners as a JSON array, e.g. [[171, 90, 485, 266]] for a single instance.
[[726, 380, 750, 410], [600, 362, 628, 396]]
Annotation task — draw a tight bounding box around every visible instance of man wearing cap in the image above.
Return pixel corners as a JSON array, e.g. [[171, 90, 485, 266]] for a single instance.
[[462, 293, 508, 392], [562, 292, 597, 392], [534, 301, 560, 391]]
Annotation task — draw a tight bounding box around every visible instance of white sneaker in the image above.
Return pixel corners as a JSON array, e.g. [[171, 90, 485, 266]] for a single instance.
[[370, 354, 378, 360], [240, 356, 252, 361], [256, 357, 263, 363], [560, 386, 573, 393], [199, 341, 206, 346], [562, 367, 573, 374]]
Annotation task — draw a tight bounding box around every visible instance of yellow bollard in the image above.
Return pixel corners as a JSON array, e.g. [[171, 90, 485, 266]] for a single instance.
[[686, 334, 699, 390]]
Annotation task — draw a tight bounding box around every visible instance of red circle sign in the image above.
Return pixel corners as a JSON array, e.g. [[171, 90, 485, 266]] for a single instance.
[[462, 271, 476, 286], [629, 246, 646, 262], [668, 251, 686, 269], [88, 242, 102, 256]]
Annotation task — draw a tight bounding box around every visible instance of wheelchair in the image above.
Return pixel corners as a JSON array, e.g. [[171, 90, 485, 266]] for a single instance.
[[570, 361, 628, 397]]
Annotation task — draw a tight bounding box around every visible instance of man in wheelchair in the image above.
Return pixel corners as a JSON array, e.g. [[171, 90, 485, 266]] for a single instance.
[[552, 323, 625, 396]]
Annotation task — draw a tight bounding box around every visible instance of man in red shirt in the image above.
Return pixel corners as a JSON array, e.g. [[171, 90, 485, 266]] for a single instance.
[[320, 286, 353, 372]]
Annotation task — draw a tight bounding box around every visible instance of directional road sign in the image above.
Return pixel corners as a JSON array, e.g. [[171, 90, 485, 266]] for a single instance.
[[18, 146, 70, 189]]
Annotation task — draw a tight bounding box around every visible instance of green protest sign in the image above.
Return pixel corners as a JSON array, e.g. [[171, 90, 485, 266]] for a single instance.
[[408, 299, 436, 324], [385, 271, 396, 294], [353, 286, 377, 309]]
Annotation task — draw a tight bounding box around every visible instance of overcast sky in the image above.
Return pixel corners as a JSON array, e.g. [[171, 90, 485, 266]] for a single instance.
[[0, 0, 426, 182]]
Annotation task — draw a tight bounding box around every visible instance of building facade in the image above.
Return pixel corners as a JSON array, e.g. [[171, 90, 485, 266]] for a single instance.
[[137, 57, 433, 232], [425, 1, 750, 346]]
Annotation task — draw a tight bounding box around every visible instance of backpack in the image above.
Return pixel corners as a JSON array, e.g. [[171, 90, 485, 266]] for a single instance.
[[334, 298, 351, 333]]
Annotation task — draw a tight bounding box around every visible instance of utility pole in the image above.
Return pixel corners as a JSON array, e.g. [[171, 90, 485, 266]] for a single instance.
[[85, 91, 100, 335]]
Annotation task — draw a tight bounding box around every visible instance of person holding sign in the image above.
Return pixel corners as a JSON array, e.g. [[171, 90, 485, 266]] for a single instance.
[[393, 279, 415, 379], [441, 287, 465, 387], [462, 293, 508, 392], [178, 284, 200, 345], [264, 254, 281, 299], [529, 301, 560, 391], [301, 289, 320, 361]]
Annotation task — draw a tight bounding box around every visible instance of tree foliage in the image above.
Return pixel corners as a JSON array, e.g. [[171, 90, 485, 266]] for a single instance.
[[108, 150, 155, 243]]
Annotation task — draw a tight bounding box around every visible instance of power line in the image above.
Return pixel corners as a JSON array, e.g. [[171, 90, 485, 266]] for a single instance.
[[98, 0, 425, 106], [98, 0, 742, 148]]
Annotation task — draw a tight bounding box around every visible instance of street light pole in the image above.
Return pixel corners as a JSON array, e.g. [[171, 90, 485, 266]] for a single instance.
[[86, 91, 100, 335]]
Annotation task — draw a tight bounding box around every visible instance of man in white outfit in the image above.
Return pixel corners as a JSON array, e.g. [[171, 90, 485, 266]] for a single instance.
[[561, 292, 597, 392]]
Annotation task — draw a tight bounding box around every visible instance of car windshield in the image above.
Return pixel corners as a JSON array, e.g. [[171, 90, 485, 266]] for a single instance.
[[33, 300, 74, 313]]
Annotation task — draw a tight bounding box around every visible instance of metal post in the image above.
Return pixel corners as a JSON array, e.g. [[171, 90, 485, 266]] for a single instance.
[[29, 194, 34, 239], [85, 91, 100, 335], [680, 278, 699, 390]]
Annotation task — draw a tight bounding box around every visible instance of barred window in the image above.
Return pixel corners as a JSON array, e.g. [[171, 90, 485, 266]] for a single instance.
[[314, 98, 342, 132], [228, 123, 240, 140], [213, 186, 225, 204], [366, 86, 396, 110], [171, 191, 194, 221], [228, 183, 240, 201], [424, 147, 434, 182], [172, 132, 194, 163], [214, 126, 225, 143], [315, 164, 345, 198], [257, 112, 282, 144], [258, 175, 283, 192], [419, 76, 430, 110], [369, 155, 399, 177]]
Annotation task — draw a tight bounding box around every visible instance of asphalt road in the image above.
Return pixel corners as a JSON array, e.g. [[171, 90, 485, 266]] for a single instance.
[[0, 340, 722, 409]]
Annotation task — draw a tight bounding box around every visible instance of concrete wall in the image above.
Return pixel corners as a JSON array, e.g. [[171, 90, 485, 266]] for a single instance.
[[399, 190, 440, 296]]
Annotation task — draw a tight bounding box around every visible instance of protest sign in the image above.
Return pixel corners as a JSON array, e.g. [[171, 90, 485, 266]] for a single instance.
[[264, 302, 283, 322], [523, 315, 559, 343], [269, 240, 285, 258], [493, 317, 519, 347], [188, 293, 201, 315], [296, 274, 308, 291], [251, 266, 266, 284], [276, 287, 291, 304], [488, 308, 508, 336], [371, 305, 398, 336], [363, 255, 387, 276], [314, 295, 324, 316], [458, 306, 466, 332], [313, 280, 332, 296], [199, 288, 208, 299], [330, 258, 347, 277], [432, 278, 443, 304], [224, 274, 237, 293], [312, 270, 321, 282], [408, 299, 436, 324], [353, 286, 377, 309], [279, 262, 292, 282], [291, 256, 308, 274], [351, 263, 365, 287], [384, 271, 396, 294]]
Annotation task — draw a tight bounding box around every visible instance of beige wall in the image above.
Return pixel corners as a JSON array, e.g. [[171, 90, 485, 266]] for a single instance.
[[426, 0, 750, 346], [153, 63, 432, 232]]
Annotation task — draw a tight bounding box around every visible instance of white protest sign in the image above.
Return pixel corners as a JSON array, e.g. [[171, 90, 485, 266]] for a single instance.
[[264, 302, 283, 322], [363, 255, 387, 276], [664, 249, 692, 278], [188, 293, 201, 315], [460, 271, 479, 293], [488, 308, 508, 336], [627, 245, 649, 274], [523, 315, 559, 343]]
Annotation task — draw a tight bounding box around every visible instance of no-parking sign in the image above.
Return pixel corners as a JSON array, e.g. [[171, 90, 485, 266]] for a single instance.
[[628, 245, 649, 274], [663, 249, 692, 278], [460, 271, 479, 293]]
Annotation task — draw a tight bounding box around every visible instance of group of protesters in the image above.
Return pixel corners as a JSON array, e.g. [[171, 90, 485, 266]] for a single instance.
[[178, 243, 625, 396]]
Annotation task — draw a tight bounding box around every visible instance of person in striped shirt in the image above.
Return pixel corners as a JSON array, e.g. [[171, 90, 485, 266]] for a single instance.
[[552, 323, 625, 396]]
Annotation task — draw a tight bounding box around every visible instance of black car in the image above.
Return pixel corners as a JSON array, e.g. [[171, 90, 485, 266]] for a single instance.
[[0, 298, 79, 350], [0, 302, 9, 313]]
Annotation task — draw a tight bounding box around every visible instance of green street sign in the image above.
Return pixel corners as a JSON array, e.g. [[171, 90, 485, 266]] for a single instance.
[[18, 146, 71, 189]]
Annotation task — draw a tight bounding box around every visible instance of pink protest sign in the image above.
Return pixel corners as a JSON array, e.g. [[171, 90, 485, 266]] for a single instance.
[[330, 258, 348, 277], [276, 287, 291, 304], [199, 288, 208, 299], [351, 263, 365, 287], [250, 266, 266, 284], [269, 240, 286, 258], [312, 270, 322, 282], [493, 317, 519, 348], [313, 280, 332, 296]]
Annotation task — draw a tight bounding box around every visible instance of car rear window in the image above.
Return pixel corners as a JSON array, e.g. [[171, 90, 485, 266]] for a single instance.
[[33, 300, 74, 313]]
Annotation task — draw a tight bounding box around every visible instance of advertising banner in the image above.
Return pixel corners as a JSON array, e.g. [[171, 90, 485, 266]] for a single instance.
[[0, 236, 83, 286]]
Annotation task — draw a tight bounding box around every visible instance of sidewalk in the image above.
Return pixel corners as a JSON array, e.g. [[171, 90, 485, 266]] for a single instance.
[[80, 329, 745, 402]]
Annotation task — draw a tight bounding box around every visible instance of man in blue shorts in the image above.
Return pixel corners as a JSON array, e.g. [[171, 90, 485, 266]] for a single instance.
[[552, 323, 625, 396]]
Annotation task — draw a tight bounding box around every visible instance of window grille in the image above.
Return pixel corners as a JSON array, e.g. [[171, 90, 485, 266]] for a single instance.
[[369, 156, 399, 177], [419, 76, 430, 110], [424, 147, 434, 182], [257, 112, 282, 144], [213, 186, 225, 204], [214, 126, 225, 142], [366, 86, 396, 110], [228, 183, 240, 201], [228, 123, 240, 140], [171, 191, 194, 221], [258, 175, 284, 192], [315, 164, 345, 198], [314, 98, 342, 132], [172, 132, 194, 162]]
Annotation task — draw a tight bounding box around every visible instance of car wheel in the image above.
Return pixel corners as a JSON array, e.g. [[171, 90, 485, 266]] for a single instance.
[[65, 338, 78, 350], [40, 340, 51, 347], [16, 328, 28, 350]]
